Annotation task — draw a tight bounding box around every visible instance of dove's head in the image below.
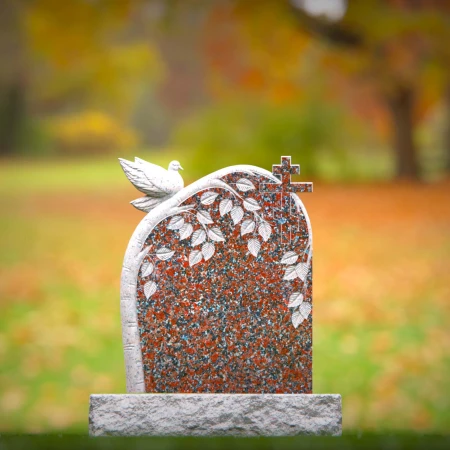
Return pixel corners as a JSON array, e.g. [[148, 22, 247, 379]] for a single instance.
[[168, 160, 183, 172]]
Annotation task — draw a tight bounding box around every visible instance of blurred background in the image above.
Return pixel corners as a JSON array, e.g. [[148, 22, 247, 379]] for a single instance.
[[0, 0, 449, 434]]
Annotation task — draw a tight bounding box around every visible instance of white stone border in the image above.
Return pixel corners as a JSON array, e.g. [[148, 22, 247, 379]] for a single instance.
[[120, 164, 313, 392], [89, 394, 341, 436]]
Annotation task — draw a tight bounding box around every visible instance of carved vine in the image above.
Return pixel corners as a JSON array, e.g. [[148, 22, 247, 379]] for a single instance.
[[280, 243, 312, 328], [140, 177, 272, 301]]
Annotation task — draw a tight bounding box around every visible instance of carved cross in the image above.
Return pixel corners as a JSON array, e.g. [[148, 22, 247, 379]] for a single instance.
[[261, 156, 313, 194], [260, 156, 312, 243]]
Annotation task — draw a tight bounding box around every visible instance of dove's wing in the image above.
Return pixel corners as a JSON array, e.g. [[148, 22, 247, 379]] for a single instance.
[[130, 195, 168, 212], [134, 157, 165, 172], [119, 158, 171, 197]]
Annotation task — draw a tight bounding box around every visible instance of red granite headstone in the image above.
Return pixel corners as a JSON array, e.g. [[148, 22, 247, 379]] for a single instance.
[[121, 156, 313, 394], [90, 157, 342, 438]]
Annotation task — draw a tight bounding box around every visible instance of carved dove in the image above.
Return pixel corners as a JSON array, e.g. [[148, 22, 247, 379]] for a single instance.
[[119, 157, 184, 212]]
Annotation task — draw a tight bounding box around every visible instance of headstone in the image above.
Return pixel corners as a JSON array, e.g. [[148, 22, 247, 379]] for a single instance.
[[89, 156, 342, 436]]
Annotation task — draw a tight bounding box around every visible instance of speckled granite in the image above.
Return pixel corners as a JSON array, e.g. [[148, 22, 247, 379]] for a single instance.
[[89, 394, 342, 436], [132, 157, 314, 393]]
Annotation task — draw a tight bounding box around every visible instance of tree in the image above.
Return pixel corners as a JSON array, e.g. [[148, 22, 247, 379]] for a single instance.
[[201, 0, 450, 180], [289, 0, 450, 179], [0, 0, 162, 156], [445, 84, 450, 173], [0, 0, 27, 156]]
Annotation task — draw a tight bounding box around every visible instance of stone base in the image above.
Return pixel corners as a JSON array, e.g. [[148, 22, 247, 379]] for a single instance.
[[89, 394, 342, 437]]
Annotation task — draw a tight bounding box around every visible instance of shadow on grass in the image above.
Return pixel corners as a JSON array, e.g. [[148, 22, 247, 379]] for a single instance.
[[0, 433, 449, 450]]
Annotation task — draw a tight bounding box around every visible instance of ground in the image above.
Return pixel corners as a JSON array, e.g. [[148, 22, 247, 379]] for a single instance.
[[0, 158, 449, 433]]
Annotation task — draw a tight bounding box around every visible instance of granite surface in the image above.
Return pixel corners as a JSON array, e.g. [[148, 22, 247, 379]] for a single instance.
[[89, 394, 342, 437], [132, 157, 314, 393]]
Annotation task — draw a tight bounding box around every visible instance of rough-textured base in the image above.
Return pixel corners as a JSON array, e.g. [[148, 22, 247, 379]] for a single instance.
[[89, 394, 342, 437]]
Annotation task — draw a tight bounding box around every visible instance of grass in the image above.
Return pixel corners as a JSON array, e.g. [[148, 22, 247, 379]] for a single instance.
[[1, 433, 450, 450], [0, 150, 178, 194], [0, 156, 449, 434]]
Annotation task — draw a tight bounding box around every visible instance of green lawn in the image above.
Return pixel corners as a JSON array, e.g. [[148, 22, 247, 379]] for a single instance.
[[0, 154, 168, 194], [0, 157, 449, 434], [1, 433, 450, 450]]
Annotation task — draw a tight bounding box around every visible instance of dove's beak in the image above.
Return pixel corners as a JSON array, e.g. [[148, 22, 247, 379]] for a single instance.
[[179, 165, 184, 170]]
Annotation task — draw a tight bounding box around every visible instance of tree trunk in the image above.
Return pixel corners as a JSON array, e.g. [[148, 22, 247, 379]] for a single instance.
[[0, 82, 26, 156], [0, 0, 26, 157], [444, 82, 450, 174], [386, 85, 420, 180]]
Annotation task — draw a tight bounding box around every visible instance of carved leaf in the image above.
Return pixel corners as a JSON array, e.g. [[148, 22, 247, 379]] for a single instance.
[[144, 281, 157, 299], [156, 247, 175, 261], [197, 210, 214, 225], [202, 242, 215, 261], [191, 229, 206, 246], [236, 178, 256, 192], [280, 251, 298, 265], [295, 263, 309, 281], [179, 223, 193, 240], [141, 261, 154, 277], [200, 191, 219, 205], [230, 206, 244, 225], [292, 310, 304, 328], [243, 198, 261, 211], [219, 198, 233, 216], [288, 292, 303, 308], [300, 302, 312, 320], [208, 227, 225, 242], [167, 215, 184, 230], [258, 221, 272, 242], [248, 238, 261, 257], [189, 249, 203, 267], [283, 265, 298, 280], [241, 219, 255, 236]]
